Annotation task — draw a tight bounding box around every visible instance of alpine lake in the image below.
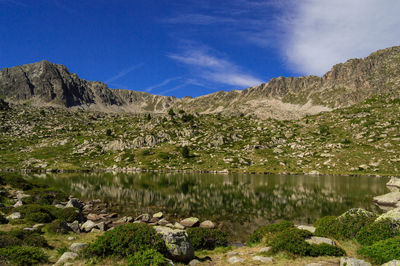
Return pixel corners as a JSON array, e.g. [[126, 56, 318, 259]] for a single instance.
[[26, 172, 389, 241]]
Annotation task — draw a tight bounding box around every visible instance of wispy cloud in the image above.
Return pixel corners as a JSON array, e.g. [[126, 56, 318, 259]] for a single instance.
[[168, 45, 263, 88], [145, 77, 182, 92], [158, 79, 206, 96], [280, 0, 400, 75], [105, 64, 143, 84]]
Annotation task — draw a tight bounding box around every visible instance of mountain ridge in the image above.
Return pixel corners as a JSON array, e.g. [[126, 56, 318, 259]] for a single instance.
[[1, 46, 399, 119]]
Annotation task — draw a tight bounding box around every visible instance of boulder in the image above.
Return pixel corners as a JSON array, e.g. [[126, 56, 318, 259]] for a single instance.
[[69, 243, 88, 253], [158, 218, 169, 226], [154, 226, 194, 262], [55, 252, 78, 265], [340, 257, 371, 266], [200, 220, 216, 229], [180, 217, 200, 228], [376, 207, 400, 223], [259, 247, 271, 253], [252, 256, 273, 263], [68, 221, 81, 233], [339, 208, 375, 219], [153, 212, 163, 219], [6, 212, 21, 220], [13, 200, 23, 208], [87, 213, 101, 221], [306, 236, 335, 246], [135, 213, 151, 222], [66, 198, 83, 209], [387, 178, 400, 189], [174, 222, 185, 230], [373, 192, 400, 206], [383, 260, 400, 266], [189, 259, 201, 266], [81, 220, 97, 232], [227, 256, 245, 264], [296, 225, 316, 233]]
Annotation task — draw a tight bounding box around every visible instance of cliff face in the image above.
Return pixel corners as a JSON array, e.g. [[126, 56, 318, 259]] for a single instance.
[[1, 46, 399, 119]]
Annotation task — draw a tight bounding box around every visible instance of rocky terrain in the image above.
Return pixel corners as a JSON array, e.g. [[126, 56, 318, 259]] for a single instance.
[[0, 90, 399, 176], [1, 46, 400, 119]]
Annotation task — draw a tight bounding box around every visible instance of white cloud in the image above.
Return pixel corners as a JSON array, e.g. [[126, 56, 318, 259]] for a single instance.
[[168, 46, 263, 88], [282, 0, 400, 75], [105, 64, 143, 84]]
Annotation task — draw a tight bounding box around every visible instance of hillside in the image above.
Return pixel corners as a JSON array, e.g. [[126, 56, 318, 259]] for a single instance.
[[0, 91, 399, 175], [1, 46, 400, 119]]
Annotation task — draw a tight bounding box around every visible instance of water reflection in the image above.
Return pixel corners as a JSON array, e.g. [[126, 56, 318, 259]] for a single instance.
[[27, 172, 389, 240]]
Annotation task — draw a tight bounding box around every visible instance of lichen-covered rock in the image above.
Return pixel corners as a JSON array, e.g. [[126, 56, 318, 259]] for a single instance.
[[296, 225, 316, 233], [305, 236, 335, 246], [180, 217, 200, 228], [6, 212, 21, 220], [373, 192, 400, 206], [382, 260, 400, 266], [80, 220, 97, 232], [66, 198, 83, 209], [154, 226, 194, 262], [200, 220, 215, 229], [340, 257, 371, 266], [55, 252, 78, 265], [69, 243, 88, 253], [227, 256, 245, 264], [338, 208, 375, 219], [387, 178, 400, 189], [252, 256, 273, 263], [376, 207, 400, 223]]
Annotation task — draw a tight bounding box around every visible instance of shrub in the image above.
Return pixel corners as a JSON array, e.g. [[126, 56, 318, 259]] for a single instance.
[[2, 174, 36, 191], [14, 204, 57, 221], [0, 246, 49, 266], [24, 187, 68, 205], [314, 211, 376, 240], [356, 219, 400, 246], [22, 234, 49, 248], [0, 233, 22, 248], [308, 243, 345, 257], [82, 223, 167, 258], [270, 228, 312, 256], [45, 219, 71, 234], [56, 207, 82, 222], [358, 236, 400, 264], [187, 228, 229, 250], [248, 220, 294, 244], [127, 249, 168, 266], [0, 214, 8, 224], [181, 146, 190, 158], [26, 212, 53, 223]]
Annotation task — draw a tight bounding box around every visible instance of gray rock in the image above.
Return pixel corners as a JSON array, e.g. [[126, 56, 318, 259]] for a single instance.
[[55, 204, 65, 208], [373, 192, 400, 206], [154, 226, 194, 262], [296, 224, 316, 233], [227, 251, 238, 256], [68, 221, 81, 233], [305, 263, 324, 266], [180, 217, 200, 228], [69, 243, 88, 253], [66, 198, 83, 209], [80, 220, 97, 232], [174, 222, 185, 230], [340, 257, 371, 266], [339, 208, 375, 219], [55, 252, 78, 265], [227, 256, 245, 264], [306, 236, 335, 246], [13, 200, 23, 208], [252, 256, 273, 263], [376, 207, 400, 222], [67, 236, 76, 241], [97, 221, 106, 231], [135, 213, 151, 222], [32, 223, 45, 229], [259, 247, 271, 253], [16, 191, 30, 200], [382, 260, 400, 266], [200, 220, 216, 229], [387, 178, 400, 189], [6, 212, 21, 220], [153, 212, 163, 219], [189, 259, 201, 266], [158, 218, 169, 226]]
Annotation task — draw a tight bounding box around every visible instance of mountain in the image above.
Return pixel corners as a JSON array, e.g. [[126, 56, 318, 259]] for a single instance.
[[1, 46, 399, 119]]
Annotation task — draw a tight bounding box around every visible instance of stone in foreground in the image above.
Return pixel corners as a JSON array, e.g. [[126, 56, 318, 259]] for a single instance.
[[180, 217, 200, 227], [373, 192, 400, 206], [154, 226, 194, 262], [382, 260, 400, 266], [6, 212, 21, 220], [340, 257, 371, 266], [228, 256, 245, 264], [69, 243, 88, 253], [200, 220, 216, 229], [252, 255, 273, 263], [55, 252, 78, 265], [296, 224, 316, 233], [376, 207, 400, 222], [305, 236, 335, 246]]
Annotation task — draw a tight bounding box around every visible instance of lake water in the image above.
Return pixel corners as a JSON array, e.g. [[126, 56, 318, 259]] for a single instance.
[[27, 172, 389, 241]]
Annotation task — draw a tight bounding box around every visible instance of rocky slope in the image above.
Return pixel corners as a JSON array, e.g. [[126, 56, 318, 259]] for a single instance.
[[1, 46, 399, 119]]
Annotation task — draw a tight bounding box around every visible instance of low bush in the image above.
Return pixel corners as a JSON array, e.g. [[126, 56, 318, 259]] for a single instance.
[[308, 243, 345, 257], [127, 249, 168, 266], [270, 228, 312, 256], [187, 227, 229, 250], [0, 246, 49, 266], [356, 218, 400, 246], [13, 204, 57, 221], [82, 223, 167, 258], [314, 211, 376, 240], [0, 233, 22, 248], [22, 234, 49, 248], [26, 212, 53, 223], [56, 207, 82, 222], [248, 220, 294, 244], [2, 174, 37, 191], [24, 187, 68, 205], [358, 236, 400, 264], [45, 219, 70, 234]]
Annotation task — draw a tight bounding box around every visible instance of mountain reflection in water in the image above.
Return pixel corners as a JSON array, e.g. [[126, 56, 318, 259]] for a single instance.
[[28, 172, 389, 240]]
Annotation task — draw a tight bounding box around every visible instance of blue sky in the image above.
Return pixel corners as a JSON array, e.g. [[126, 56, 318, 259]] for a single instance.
[[1, 0, 400, 98]]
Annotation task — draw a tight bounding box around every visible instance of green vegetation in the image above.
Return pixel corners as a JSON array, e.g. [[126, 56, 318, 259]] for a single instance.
[[247, 220, 294, 244], [358, 237, 400, 264], [0, 246, 49, 266], [82, 223, 167, 258], [187, 227, 229, 250], [127, 249, 168, 266], [355, 218, 400, 246]]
